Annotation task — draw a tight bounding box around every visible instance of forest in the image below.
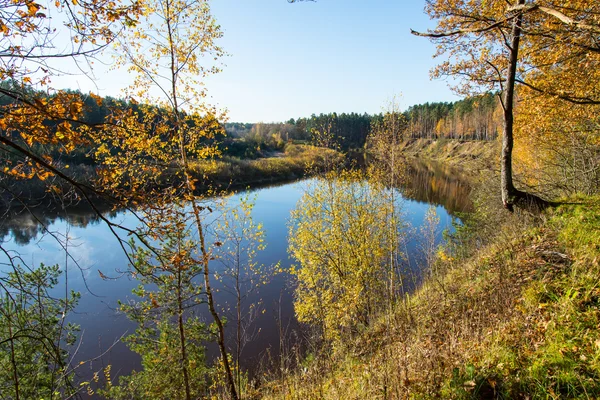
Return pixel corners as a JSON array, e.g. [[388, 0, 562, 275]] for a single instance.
[[225, 93, 500, 151], [1, 0, 600, 399]]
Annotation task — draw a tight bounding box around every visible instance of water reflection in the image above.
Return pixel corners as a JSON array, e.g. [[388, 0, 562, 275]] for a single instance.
[[0, 179, 305, 246], [0, 159, 474, 389], [0, 204, 117, 245], [401, 158, 473, 215]]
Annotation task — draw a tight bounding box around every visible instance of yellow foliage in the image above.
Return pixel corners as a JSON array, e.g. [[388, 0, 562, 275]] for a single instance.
[[289, 170, 403, 341]]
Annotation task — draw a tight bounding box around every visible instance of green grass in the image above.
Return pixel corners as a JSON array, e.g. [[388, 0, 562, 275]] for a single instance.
[[261, 195, 600, 399]]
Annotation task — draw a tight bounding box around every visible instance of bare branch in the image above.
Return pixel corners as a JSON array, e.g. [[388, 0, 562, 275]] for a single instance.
[[509, 4, 600, 34], [411, 17, 510, 38]]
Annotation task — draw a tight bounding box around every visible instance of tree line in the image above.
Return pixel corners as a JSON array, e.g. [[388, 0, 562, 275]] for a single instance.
[[405, 92, 501, 141], [0, 79, 501, 173], [226, 94, 502, 152]]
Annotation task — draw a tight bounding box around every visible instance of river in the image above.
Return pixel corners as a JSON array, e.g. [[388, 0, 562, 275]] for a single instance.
[[0, 159, 472, 389]]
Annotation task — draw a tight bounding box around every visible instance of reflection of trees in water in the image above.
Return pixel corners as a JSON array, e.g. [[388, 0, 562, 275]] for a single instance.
[[0, 178, 299, 245], [0, 176, 304, 246], [0, 204, 118, 245], [1, 164, 472, 245], [0, 214, 47, 245], [401, 159, 473, 215]]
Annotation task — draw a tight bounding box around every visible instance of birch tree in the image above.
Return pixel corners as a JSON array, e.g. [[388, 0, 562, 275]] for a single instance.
[[94, 0, 238, 398], [289, 170, 401, 342]]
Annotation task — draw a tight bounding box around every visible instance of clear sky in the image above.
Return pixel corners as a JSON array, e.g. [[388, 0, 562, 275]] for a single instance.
[[55, 0, 460, 123]]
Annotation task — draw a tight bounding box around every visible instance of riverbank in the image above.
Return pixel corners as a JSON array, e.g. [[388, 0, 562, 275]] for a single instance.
[[260, 192, 600, 399], [190, 143, 341, 191], [0, 143, 340, 212], [399, 138, 498, 171], [0, 156, 471, 398]]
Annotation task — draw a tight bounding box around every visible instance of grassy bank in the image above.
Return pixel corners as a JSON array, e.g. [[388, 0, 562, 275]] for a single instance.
[[1, 144, 340, 211], [189, 143, 341, 191], [261, 194, 600, 399]]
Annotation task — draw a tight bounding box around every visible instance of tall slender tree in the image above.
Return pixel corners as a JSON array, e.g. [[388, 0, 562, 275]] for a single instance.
[[95, 0, 239, 398], [104, 208, 213, 399], [367, 98, 408, 304], [413, 0, 600, 210], [214, 196, 278, 399]]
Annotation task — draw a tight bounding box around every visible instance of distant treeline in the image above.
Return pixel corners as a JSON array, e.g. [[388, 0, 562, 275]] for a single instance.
[[1, 81, 500, 158], [225, 113, 371, 150], [227, 93, 501, 150], [405, 92, 500, 141]]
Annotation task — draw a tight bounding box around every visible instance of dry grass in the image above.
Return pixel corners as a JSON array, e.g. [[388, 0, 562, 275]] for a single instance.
[[400, 138, 498, 172], [189, 144, 342, 191], [260, 194, 600, 399]]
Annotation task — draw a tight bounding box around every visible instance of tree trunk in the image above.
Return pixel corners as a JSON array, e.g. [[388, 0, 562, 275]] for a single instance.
[[7, 315, 20, 400], [177, 269, 192, 400], [236, 253, 242, 400], [194, 210, 239, 400], [202, 250, 239, 400], [501, 0, 552, 213], [500, 0, 524, 212]]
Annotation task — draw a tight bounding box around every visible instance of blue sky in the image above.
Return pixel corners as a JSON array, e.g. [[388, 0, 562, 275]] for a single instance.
[[56, 0, 459, 123]]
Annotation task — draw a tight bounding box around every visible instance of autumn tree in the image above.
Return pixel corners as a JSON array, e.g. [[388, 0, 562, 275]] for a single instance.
[[0, 0, 144, 398], [288, 170, 402, 342], [515, 93, 600, 195], [94, 0, 240, 397], [0, 0, 141, 193], [367, 98, 408, 304], [413, 0, 600, 210], [514, 1, 600, 195], [511, 1, 600, 196]]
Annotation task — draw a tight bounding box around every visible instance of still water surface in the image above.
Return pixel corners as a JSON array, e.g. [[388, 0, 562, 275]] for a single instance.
[[0, 160, 472, 384]]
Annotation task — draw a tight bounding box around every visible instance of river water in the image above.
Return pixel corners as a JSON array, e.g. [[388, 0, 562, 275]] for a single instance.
[[0, 159, 472, 387]]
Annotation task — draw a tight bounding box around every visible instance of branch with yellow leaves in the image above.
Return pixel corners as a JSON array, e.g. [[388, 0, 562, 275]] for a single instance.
[[0, 135, 168, 276], [515, 78, 600, 105]]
